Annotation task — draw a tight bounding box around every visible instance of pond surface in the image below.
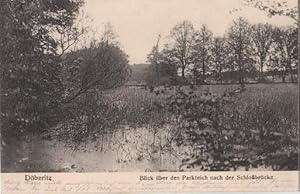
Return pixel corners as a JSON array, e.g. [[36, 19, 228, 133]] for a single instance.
[[2, 126, 272, 172]]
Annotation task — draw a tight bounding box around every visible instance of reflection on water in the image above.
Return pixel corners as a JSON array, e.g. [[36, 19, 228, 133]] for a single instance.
[[3, 126, 183, 172], [2, 126, 272, 172]]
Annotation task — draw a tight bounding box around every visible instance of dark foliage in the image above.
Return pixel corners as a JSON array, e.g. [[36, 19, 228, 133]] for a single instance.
[[1, 0, 83, 140], [151, 84, 298, 170], [1, 0, 130, 151]]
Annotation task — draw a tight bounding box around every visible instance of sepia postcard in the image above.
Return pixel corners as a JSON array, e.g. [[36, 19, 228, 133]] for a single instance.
[[1, 0, 299, 193]]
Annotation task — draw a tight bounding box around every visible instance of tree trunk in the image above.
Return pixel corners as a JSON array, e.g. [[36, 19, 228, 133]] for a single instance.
[[193, 68, 199, 85], [282, 70, 286, 82], [238, 51, 243, 84], [218, 64, 222, 84], [288, 61, 294, 82], [202, 60, 206, 83], [238, 64, 243, 84], [260, 58, 264, 81], [181, 66, 185, 78]]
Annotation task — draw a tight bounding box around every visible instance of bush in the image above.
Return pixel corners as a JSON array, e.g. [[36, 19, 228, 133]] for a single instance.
[[151, 84, 298, 170]]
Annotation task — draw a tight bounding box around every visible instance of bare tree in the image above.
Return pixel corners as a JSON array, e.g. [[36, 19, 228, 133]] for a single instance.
[[271, 26, 298, 82], [146, 35, 162, 84], [244, 0, 298, 82], [211, 37, 228, 83], [251, 23, 274, 81], [100, 22, 119, 46], [54, 11, 93, 56], [226, 17, 254, 83], [192, 25, 213, 84], [147, 34, 161, 73], [163, 21, 195, 79]]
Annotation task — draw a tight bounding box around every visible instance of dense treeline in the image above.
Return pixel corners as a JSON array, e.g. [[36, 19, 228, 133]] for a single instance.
[[145, 18, 298, 85]]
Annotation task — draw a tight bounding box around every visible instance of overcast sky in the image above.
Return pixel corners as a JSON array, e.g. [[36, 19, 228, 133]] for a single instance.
[[82, 0, 295, 64]]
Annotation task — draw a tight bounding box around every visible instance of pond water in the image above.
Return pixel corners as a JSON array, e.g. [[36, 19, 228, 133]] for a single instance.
[[2, 126, 271, 172]]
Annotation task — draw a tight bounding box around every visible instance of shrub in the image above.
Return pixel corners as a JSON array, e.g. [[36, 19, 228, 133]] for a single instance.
[[152, 84, 298, 171]]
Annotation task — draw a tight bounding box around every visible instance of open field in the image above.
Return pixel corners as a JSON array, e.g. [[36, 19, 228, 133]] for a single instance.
[[2, 83, 298, 172]]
